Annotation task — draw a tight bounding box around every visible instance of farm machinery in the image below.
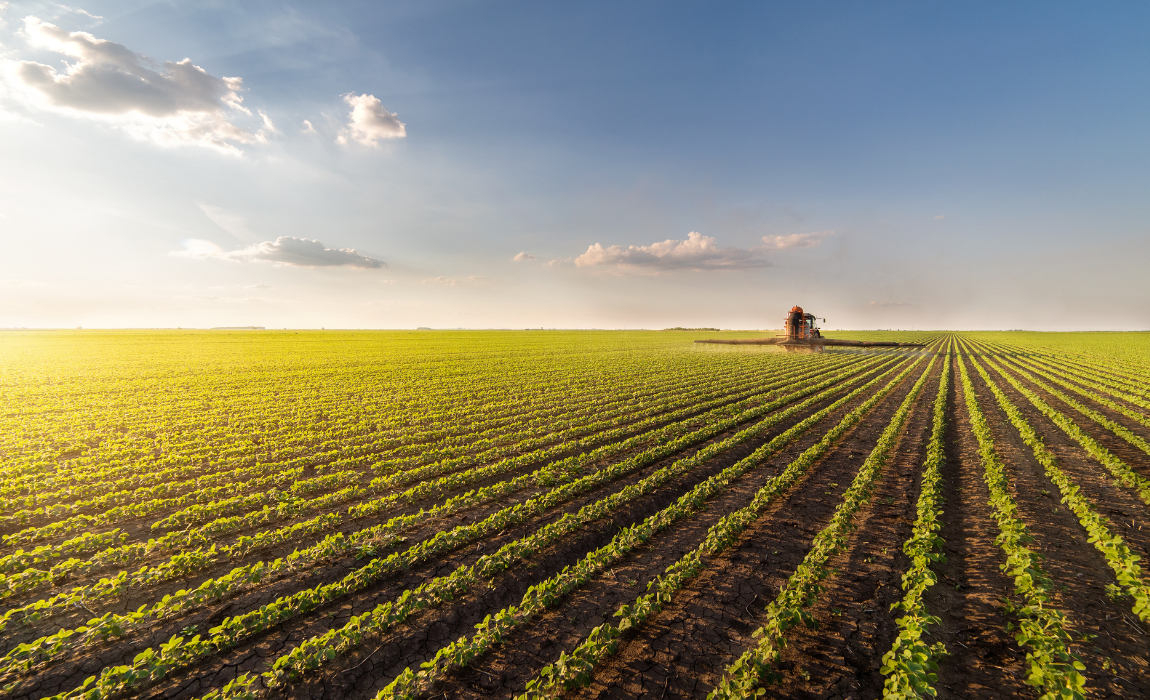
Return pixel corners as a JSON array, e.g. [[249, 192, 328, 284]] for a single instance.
[[694, 305, 926, 353]]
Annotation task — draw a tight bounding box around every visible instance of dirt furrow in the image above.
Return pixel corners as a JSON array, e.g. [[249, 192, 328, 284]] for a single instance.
[[967, 359, 1150, 696], [763, 353, 942, 698], [69, 360, 895, 700], [979, 356, 1150, 561], [402, 365, 923, 700], [1, 365, 811, 607], [926, 361, 1030, 699], [550, 360, 926, 698]]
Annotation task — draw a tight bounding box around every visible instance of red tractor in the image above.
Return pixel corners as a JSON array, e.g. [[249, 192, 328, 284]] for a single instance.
[[695, 305, 924, 352]]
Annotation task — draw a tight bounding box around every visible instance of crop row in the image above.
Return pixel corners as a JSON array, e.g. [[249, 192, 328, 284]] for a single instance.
[[0, 356, 866, 626], [970, 343, 1150, 502], [709, 354, 935, 698], [0, 357, 809, 592], [2, 336, 763, 499], [0, 358, 773, 536], [964, 348, 1150, 624], [44, 357, 916, 700], [11, 356, 899, 697], [517, 352, 940, 699], [977, 344, 1150, 437], [371, 358, 925, 700], [0, 354, 809, 556], [879, 343, 951, 699], [956, 350, 1087, 700]]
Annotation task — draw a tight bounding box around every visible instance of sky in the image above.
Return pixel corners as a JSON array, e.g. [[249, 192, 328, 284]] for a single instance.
[[0, 1, 1147, 331]]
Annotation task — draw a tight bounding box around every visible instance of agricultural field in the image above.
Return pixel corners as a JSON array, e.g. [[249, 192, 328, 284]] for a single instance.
[[1, 329, 1149, 700]]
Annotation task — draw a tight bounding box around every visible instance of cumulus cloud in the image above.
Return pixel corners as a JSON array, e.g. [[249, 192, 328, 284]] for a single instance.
[[760, 231, 833, 250], [302, 119, 316, 134], [10, 17, 265, 153], [336, 93, 405, 146], [513, 252, 536, 261], [574, 232, 767, 273], [174, 237, 384, 268]]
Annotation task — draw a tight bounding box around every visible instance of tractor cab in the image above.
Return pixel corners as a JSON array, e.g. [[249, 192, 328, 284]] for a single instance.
[[783, 306, 822, 341]]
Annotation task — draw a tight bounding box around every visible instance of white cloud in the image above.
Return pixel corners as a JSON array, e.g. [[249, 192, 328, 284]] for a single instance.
[[513, 252, 536, 261], [760, 231, 833, 250], [423, 276, 457, 286], [173, 237, 384, 268], [302, 119, 316, 134], [57, 6, 103, 22], [574, 232, 767, 273], [197, 203, 258, 242], [9, 17, 264, 153], [336, 93, 405, 146]]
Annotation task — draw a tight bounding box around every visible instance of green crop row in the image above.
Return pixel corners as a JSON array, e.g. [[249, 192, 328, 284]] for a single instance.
[[0, 357, 859, 634], [0, 358, 819, 597], [879, 344, 952, 699], [1017, 350, 1150, 406], [20, 357, 893, 698], [956, 350, 1087, 700], [255, 357, 918, 699], [987, 344, 1150, 435], [56, 357, 908, 700], [0, 359, 768, 539], [709, 354, 935, 698], [517, 353, 941, 699], [373, 358, 925, 700], [967, 351, 1150, 624], [2, 333, 763, 501], [972, 345, 1150, 502]]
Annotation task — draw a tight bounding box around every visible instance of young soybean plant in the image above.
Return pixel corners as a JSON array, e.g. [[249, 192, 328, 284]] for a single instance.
[[880, 345, 951, 698], [709, 354, 935, 699]]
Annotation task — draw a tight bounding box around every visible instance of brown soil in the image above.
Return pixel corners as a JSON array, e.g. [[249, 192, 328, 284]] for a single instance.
[[11, 341, 1150, 700], [927, 362, 1030, 698], [967, 354, 1150, 696], [558, 358, 926, 699], [4, 358, 889, 700]]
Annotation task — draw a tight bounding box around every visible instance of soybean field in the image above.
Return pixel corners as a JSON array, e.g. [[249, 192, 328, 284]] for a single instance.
[[1, 329, 1149, 700]]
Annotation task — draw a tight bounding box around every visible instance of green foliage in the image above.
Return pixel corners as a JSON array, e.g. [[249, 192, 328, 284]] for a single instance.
[[710, 354, 936, 699], [955, 348, 1087, 700], [880, 344, 951, 699]]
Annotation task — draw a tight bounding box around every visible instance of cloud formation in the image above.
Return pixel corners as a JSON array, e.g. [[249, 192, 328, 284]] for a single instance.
[[174, 237, 384, 268], [337, 93, 406, 146], [760, 231, 833, 250], [574, 232, 767, 272], [11, 17, 264, 152], [869, 301, 911, 308], [513, 252, 536, 261]]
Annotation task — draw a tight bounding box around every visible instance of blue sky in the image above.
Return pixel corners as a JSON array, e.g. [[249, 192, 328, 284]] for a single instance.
[[1, 1, 1147, 329]]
